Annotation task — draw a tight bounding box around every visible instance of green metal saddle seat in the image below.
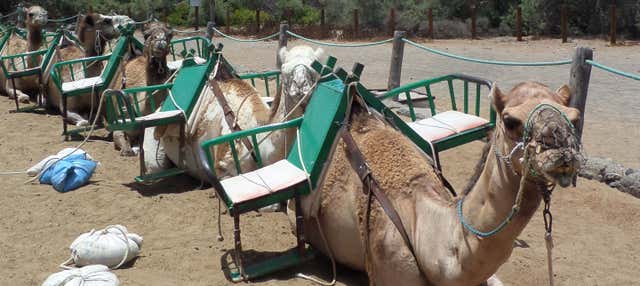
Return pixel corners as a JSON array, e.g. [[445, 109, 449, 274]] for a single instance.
[[104, 56, 216, 182], [361, 74, 496, 169], [0, 28, 62, 112], [199, 62, 352, 281]]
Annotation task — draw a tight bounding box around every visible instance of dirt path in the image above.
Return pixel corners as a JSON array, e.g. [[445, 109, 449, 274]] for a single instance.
[[1, 37, 639, 285]]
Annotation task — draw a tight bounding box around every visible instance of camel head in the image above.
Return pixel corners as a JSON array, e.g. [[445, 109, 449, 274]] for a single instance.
[[278, 46, 324, 117], [24, 6, 48, 29], [143, 22, 173, 59], [491, 82, 583, 187], [77, 13, 120, 56]]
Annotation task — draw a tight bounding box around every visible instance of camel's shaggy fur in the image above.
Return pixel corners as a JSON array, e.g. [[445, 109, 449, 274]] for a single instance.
[[112, 22, 174, 156]]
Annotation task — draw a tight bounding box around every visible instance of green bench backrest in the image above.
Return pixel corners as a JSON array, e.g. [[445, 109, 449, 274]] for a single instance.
[[169, 36, 211, 61], [160, 57, 215, 116], [286, 77, 348, 189], [100, 35, 130, 84]]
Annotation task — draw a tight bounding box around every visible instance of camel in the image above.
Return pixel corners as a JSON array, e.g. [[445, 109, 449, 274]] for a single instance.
[[154, 45, 324, 180], [0, 5, 48, 103], [292, 81, 582, 285], [45, 12, 122, 126], [111, 22, 174, 156]]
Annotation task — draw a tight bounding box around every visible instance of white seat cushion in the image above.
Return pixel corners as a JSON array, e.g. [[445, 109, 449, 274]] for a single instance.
[[135, 110, 183, 123], [61, 77, 104, 93], [167, 56, 207, 71], [407, 110, 490, 142], [221, 160, 308, 204]]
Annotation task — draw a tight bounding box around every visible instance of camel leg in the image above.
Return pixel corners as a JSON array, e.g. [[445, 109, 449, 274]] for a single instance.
[[366, 222, 426, 286], [113, 130, 136, 157], [63, 109, 90, 127], [7, 79, 31, 104]]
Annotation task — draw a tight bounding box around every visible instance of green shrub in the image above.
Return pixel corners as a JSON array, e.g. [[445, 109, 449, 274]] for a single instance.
[[167, 1, 190, 27], [300, 5, 320, 26], [231, 8, 254, 26]]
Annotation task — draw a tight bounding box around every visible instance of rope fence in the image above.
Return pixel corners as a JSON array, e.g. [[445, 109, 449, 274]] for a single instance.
[[403, 38, 572, 66], [133, 16, 155, 26], [48, 15, 79, 23], [287, 30, 393, 47], [0, 11, 18, 20], [586, 60, 640, 81], [173, 28, 207, 35], [211, 26, 279, 42]]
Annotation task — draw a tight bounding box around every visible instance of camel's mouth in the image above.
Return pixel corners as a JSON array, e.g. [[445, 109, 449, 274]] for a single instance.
[[531, 147, 583, 187]]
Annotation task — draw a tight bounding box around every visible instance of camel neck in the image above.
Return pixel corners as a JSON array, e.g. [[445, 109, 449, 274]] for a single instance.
[[462, 132, 543, 241], [27, 27, 43, 51], [146, 56, 169, 86]]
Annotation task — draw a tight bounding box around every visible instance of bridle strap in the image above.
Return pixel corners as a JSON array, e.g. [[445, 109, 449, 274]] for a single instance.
[[340, 128, 420, 268], [209, 79, 258, 162]]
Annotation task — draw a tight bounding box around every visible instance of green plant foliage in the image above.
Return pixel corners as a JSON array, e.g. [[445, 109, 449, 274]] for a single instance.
[[167, 1, 191, 27], [0, 0, 638, 38]]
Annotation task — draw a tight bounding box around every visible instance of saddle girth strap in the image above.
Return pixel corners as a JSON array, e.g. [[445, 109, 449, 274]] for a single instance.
[[209, 79, 258, 162], [340, 129, 419, 262]]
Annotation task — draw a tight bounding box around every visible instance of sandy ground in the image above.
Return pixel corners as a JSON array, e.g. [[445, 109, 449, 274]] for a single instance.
[[1, 36, 639, 285]]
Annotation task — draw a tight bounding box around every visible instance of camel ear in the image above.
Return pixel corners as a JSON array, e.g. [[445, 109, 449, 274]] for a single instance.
[[278, 47, 288, 64], [560, 106, 581, 127], [490, 84, 507, 114], [555, 84, 572, 106], [165, 27, 174, 41], [143, 28, 152, 40]]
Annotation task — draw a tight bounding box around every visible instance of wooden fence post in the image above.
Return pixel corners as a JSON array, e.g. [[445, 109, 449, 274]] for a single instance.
[[194, 6, 200, 31], [255, 8, 261, 33], [353, 9, 359, 38], [206, 0, 215, 39], [568, 47, 593, 142], [427, 8, 434, 39], [389, 7, 396, 37], [609, 4, 616, 45], [561, 3, 568, 43], [516, 6, 522, 41], [387, 30, 406, 95], [225, 7, 230, 34], [321, 7, 326, 38], [470, 1, 477, 39], [277, 22, 289, 68]]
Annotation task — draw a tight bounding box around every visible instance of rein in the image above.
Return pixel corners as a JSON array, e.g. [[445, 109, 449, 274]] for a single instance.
[[339, 84, 424, 277]]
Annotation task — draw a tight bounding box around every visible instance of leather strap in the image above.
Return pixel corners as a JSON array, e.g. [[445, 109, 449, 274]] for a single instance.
[[340, 129, 419, 261], [209, 79, 258, 162]]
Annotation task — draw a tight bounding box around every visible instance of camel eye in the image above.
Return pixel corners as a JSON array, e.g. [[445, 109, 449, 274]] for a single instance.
[[503, 115, 522, 131], [28, 13, 34, 17]]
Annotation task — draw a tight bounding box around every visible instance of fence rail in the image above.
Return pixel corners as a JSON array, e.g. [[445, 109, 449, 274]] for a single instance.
[[286, 31, 393, 48], [586, 60, 640, 81], [211, 26, 280, 42], [403, 38, 572, 66]]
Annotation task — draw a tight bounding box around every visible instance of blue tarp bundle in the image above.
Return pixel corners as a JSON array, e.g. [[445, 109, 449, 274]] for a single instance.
[[39, 154, 97, 192]]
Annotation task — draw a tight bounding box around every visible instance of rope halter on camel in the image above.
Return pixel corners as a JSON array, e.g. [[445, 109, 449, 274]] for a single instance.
[[458, 103, 583, 238]]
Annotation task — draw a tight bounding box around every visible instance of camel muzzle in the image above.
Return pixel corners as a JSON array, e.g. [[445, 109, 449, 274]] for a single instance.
[[524, 104, 584, 188]]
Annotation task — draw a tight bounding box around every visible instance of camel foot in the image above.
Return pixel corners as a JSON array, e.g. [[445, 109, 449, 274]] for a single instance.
[[75, 120, 90, 127], [486, 275, 503, 286], [18, 94, 30, 103], [120, 147, 137, 157], [259, 203, 283, 213]]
